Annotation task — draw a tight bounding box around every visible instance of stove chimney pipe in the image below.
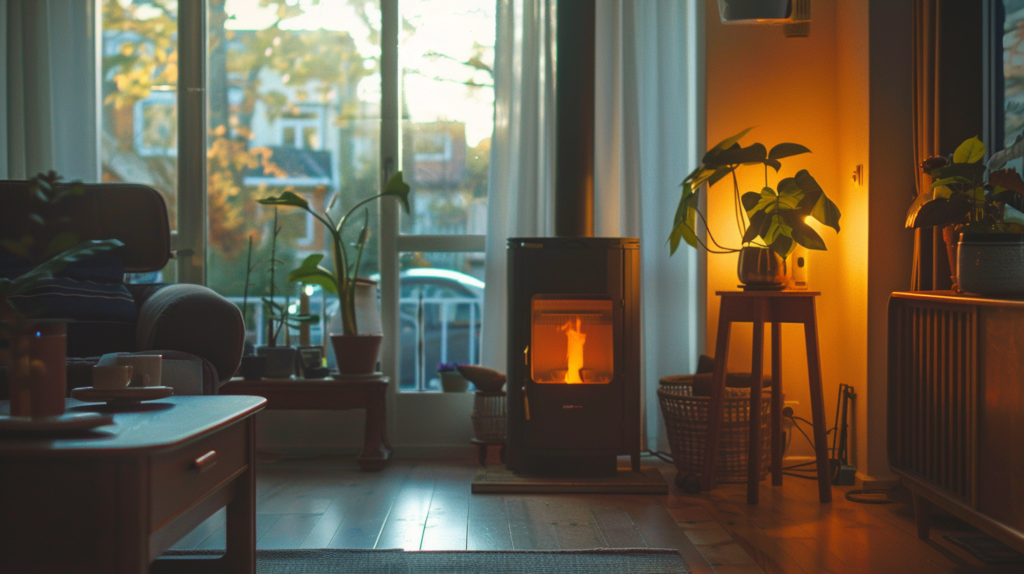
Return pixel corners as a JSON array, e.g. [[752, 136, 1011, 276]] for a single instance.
[[554, 0, 595, 238]]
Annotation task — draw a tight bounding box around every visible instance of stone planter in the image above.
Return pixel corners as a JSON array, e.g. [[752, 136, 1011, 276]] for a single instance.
[[440, 371, 469, 393], [958, 232, 1024, 297]]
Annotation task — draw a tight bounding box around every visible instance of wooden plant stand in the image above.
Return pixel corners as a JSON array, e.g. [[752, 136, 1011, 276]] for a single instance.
[[219, 375, 391, 471]]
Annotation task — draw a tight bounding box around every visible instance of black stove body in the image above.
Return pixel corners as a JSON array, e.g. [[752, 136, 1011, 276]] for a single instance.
[[505, 237, 641, 475]]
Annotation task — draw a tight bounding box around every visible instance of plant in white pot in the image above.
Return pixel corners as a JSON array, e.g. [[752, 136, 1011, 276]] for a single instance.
[[258, 172, 410, 374], [907, 136, 1024, 295], [669, 128, 842, 288]]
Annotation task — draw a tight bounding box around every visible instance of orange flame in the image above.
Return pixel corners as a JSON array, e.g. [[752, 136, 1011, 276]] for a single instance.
[[560, 317, 586, 384]]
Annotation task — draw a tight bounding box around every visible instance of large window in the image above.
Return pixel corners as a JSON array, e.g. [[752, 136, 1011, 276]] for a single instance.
[[101, 0, 493, 391]]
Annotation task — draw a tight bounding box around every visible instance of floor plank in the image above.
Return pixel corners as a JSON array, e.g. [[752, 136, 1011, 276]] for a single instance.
[[466, 495, 514, 550], [505, 497, 558, 550], [325, 463, 414, 549], [373, 463, 440, 550], [258, 513, 322, 549], [420, 464, 475, 550], [545, 496, 607, 549], [588, 502, 647, 548]]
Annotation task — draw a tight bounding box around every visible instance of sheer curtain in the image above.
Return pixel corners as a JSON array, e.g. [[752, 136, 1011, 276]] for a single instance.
[[484, 0, 704, 451], [1, 0, 99, 181], [594, 0, 704, 451]]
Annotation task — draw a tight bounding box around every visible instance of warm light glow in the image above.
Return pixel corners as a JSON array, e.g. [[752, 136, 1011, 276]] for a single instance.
[[560, 317, 586, 384]]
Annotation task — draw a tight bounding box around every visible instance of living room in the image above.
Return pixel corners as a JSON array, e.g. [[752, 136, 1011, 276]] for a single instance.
[[2, 0, 1023, 572]]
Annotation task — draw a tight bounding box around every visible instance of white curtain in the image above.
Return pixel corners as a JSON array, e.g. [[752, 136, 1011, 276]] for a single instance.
[[1, 0, 99, 181], [481, 0, 557, 370], [484, 0, 704, 451], [594, 0, 704, 451]]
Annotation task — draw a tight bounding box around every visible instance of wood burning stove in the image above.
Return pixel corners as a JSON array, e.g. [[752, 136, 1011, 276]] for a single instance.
[[506, 237, 641, 475]]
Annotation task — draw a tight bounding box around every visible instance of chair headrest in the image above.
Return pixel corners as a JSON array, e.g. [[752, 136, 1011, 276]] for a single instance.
[[0, 181, 172, 273]]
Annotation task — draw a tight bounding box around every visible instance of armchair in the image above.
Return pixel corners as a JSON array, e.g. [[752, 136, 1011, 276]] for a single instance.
[[0, 181, 243, 394]]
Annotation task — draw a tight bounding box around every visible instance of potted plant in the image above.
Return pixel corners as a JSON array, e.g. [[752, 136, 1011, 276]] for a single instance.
[[438, 362, 469, 393], [254, 208, 318, 378], [258, 172, 410, 374], [907, 136, 1024, 295], [237, 235, 267, 380], [0, 173, 121, 416], [669, 128, 842, 288]]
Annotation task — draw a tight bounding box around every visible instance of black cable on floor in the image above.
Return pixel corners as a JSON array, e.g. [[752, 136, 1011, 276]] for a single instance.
[[845, 490, 893, 504]]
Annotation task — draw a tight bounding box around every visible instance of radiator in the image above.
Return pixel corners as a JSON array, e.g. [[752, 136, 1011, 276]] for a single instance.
[[889, 302, 976, 503]]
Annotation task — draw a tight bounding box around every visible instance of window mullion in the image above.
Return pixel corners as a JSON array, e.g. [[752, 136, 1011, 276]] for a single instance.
[[380, 0, 402, 389], [176, 0, 207, 285]]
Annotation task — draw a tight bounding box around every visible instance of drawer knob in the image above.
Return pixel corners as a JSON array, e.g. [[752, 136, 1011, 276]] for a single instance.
[[193, 450, 218, 472]]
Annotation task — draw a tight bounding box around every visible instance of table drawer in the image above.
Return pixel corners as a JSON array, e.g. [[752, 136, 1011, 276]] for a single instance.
[[150, 421, 247, 530]]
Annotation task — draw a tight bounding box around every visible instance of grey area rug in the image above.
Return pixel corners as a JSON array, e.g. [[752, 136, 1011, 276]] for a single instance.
[[162, 548, 690, 573]]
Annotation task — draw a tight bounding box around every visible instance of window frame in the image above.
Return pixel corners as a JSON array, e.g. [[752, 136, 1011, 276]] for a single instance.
[[172, 0, 488, 403]]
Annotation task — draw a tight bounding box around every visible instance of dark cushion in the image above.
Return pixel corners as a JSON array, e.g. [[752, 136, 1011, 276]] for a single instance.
[[0, 252, 136, 324]]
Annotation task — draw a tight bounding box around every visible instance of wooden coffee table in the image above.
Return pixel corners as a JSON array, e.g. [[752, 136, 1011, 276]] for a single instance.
[[0, 396, 265, 574], [218, 375, 391, 471]]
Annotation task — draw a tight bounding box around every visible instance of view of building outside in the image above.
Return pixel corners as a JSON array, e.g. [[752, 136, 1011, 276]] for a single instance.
[[101, 0, 492, 389], [1005, 1, 1024, 148]]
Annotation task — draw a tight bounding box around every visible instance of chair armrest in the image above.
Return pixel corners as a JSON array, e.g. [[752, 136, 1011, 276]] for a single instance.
[[136, 284, 244, 384]]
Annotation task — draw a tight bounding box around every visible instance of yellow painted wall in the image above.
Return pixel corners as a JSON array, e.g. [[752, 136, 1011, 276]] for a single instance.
[[704, 0, 871, 467]]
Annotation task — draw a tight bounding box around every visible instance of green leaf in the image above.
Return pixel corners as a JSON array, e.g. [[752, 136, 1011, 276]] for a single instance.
[[765, 158, 782, 172], [785, 212, 827, 250], [287, 314, 320, 325], [768, 143, 811, 160], [30, 239, 123, 280], [257, 191, 310, 210], [931, 176, 973, 189], [928, 161, 986, 180], [668, 185, 699, 255], [41, 232, 81, 260], [810, 194, 841, 232], [769, 234, 796, 259], [702, 127, 754, 164], [741, 191, 762, 213], [953, 136, 985, 164], [753, 187, 778, 214], [0, 239, 32, 259], [287, 254, 338, 294], [907, 197, 972, 229], [743, 210, 769, 244], [777, 184, 804, 210], [383, 171, 411, 214], [710, 142, 768, 168]]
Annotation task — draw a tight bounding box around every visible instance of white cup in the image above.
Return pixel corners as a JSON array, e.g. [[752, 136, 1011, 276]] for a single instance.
[[92, 365, 133, 390], [115, 354, 163, 387]]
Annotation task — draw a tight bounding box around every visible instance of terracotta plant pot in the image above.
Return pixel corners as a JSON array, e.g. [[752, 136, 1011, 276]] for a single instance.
[[737, 246, 790, 288], [256, 346, 297, 379], [330, 334, 383, 375]]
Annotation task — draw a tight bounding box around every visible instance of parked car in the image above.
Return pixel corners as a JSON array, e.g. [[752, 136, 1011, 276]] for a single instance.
[[370, 268, 484, 391]]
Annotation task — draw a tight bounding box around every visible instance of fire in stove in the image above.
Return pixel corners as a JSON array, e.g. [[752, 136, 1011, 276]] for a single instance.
[[531, 298, 612, 385]]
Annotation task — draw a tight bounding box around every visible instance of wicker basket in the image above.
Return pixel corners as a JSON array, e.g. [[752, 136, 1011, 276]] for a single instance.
[[658, 374, 772, 483], [471, 391, 506, 442]]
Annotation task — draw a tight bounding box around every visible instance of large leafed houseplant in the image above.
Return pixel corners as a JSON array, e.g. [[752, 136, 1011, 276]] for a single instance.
[[669, 128, 841, 288]]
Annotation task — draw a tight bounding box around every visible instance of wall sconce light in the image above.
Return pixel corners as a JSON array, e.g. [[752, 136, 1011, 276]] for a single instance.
[[718, 0, 810, 37]]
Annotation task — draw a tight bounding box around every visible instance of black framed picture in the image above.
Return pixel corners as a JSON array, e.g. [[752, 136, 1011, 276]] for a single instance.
[[296, 346, 326, 378]]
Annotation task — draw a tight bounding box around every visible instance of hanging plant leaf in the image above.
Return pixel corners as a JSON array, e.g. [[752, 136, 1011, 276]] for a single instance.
[[906, 196, 972, 229], [741, 191, 762, 213], [953, 136, 985, 164], [710, 143, 768, 168], [930, 176, 973, 189], [258, 191, 310, 210], [702, 127, 754, 164], [743, 210, 769, 244], [928, 161, 986, 180], [989, 169, 1024, 195], [768, 143, 812, 160], [784, 212, 827, 250]]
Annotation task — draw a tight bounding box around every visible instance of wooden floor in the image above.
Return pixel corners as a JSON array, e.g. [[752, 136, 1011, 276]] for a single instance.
[[169, 456, 1021, 574]]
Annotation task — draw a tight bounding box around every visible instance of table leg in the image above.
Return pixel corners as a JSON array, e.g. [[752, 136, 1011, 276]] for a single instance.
[[357, 387, 392, 471], [701, 304, 734, 493], [802, 299, 833, 503], [747, 299, 767, 505], [224, 418, 256, 574], [912, 491, 932, 540], [771, 321, 783, 487]]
